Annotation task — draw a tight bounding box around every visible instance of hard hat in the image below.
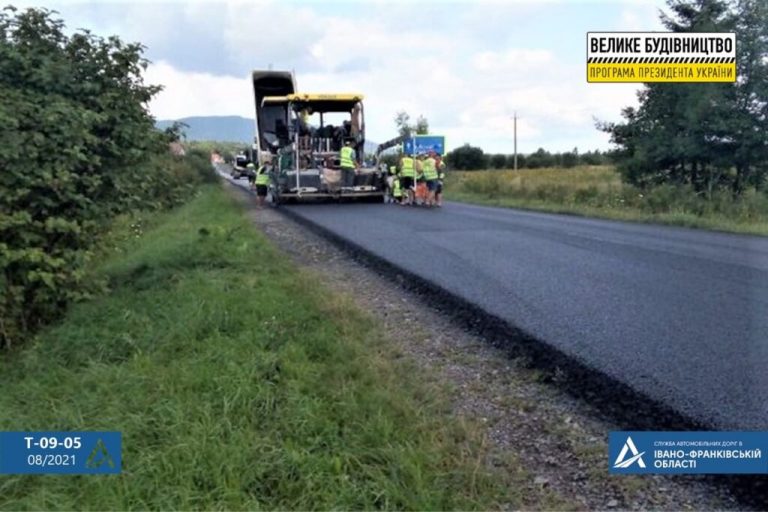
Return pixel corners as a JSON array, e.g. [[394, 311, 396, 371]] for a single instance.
[[246, 163, 255, 168]]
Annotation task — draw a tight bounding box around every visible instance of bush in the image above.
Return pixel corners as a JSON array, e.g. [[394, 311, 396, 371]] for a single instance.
[[490, 154, 507, 169], [581, 150, 607, 166], [506, 154, 525, 169], [186, 148, 220, 185], [0, 7, 203, 348], [561, 151, 579, 168], [445, 144, 486, 170], [525, 148, 556, 169], [572, 186, 601, 205]]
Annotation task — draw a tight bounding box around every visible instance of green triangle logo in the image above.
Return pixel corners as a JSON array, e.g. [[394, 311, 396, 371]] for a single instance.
[[86, 438, 115, 469]]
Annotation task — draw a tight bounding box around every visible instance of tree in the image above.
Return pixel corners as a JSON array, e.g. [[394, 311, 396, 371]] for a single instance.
[[526, 148, 556, 168], [561, 147, 579, 168], [415, 115, 429, 135], [394, 111, 412, 138], [729, 0, 768, 193], [490, 154, 507, 169], [599, 0, 767, 197], [0, 7, 202, 347], [445, 144, 486, 170], [394, 110, 430, 137], [581, 150, 606, 166], [507, 153, 525, 169]]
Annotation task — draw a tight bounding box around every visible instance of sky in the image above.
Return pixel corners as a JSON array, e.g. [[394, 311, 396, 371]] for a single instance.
[[13, 0, 666, 153]]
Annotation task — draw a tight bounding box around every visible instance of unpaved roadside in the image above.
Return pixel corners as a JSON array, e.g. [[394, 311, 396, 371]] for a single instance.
[[224, 180, 747, 510]]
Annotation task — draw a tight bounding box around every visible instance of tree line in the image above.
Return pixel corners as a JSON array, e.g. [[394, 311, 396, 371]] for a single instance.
[[600, 0, 767, 198], [0, 7, 213, 348], [389, 111, 613, 171], [444, 145, 614, 171]]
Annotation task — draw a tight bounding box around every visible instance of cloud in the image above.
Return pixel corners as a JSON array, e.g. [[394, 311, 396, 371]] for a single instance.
[[144, 61, 252, 120], [617, 2, 663, 31], [22, 0, 663, 152], [472, 49, 555, 71], [334, 57, 372, 74]]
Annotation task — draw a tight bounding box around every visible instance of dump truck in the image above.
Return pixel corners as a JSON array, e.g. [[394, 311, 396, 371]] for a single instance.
[[251, 70, 386, 203]]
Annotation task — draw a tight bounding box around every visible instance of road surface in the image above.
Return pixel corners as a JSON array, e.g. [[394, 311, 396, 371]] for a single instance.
[[225, 172, 768, 429]]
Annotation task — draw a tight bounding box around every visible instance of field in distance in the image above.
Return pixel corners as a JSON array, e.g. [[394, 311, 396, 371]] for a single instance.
[[445, 166, 768, 236]]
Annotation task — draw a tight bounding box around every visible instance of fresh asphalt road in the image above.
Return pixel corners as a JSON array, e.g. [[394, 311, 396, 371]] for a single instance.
[[225, 172, 768, 429]]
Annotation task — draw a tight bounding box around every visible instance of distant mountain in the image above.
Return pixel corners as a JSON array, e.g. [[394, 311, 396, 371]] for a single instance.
[[156, 116, 253, 143], [156, 115, 379, 153]]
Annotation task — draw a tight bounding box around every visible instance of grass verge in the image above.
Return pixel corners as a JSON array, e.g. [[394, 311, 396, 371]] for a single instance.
[[445, 167, 768, 236], [0, 185, 537, 510]]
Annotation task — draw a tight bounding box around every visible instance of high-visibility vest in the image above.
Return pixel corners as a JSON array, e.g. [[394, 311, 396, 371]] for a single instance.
[[340, 146, 355, 169], [255, 165, 270, 185], [393, 178, 402, 197], [423, 158, 438, 180], [389, 165, 396, 175], [400, 157, 415, 177]]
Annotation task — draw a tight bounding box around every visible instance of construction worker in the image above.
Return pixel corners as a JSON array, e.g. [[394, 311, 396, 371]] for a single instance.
[[339, 140, 358, 189], [435, 154, 446, 207], [414, 154, 426, 205], [392, 175, 403, 204], [385, 165, 397, 203], [398, 153, 416, 205], [422, 151, 439, 207], [254, 159, 271, 208]]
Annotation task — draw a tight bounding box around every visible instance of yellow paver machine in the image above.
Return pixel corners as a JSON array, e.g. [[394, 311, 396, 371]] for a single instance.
[[251, 70, 386, 204]]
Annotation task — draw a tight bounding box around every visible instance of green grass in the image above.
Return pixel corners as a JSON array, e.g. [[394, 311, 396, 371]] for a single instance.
[[0, 185, 542, 510], [446, 166, 768, 236]]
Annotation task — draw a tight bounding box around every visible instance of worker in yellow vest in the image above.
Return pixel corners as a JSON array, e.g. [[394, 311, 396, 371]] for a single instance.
[[339, 140, 358, 189], [398, 153, 416, 205], [392, 176, 403, 204], [422, 151, 439, 207], [254, 160, 271, 209], [385, 165, 397, 203]]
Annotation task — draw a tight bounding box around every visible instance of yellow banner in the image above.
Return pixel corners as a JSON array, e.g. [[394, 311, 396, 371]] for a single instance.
[[587, 63, 735, 83]]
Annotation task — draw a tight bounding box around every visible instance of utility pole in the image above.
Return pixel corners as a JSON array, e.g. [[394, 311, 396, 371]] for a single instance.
[[513, 111, 518, 171]]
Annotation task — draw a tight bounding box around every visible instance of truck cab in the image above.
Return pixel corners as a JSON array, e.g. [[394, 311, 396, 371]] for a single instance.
[[230, 150, 253, 179]]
